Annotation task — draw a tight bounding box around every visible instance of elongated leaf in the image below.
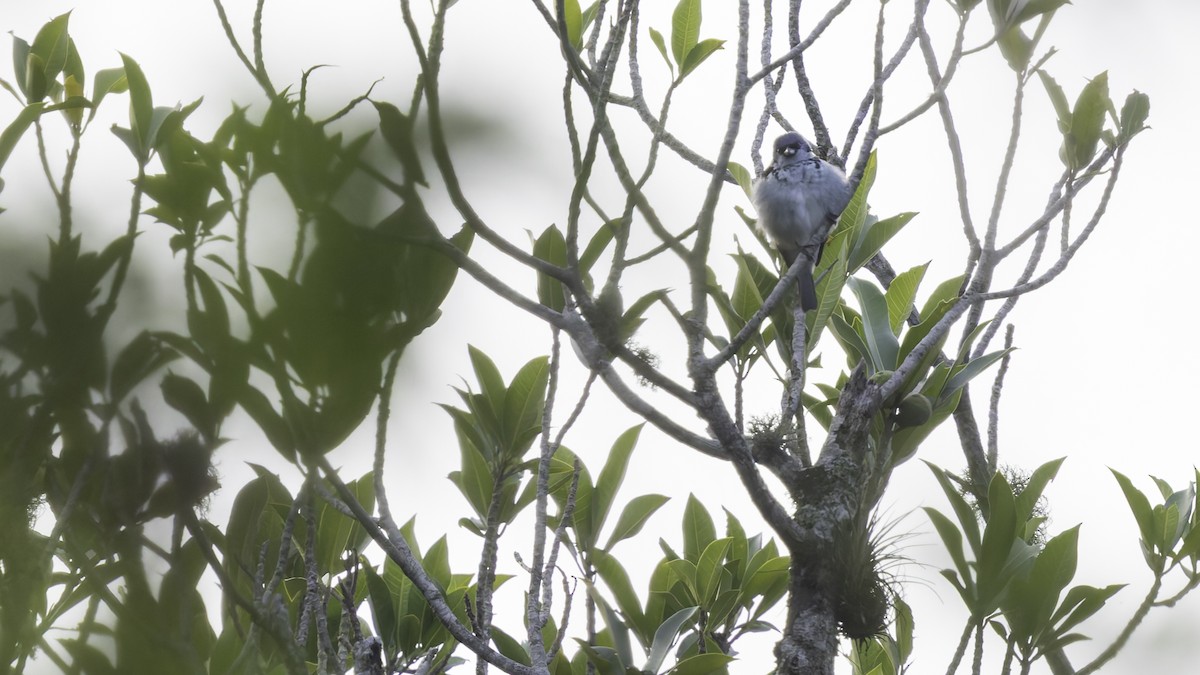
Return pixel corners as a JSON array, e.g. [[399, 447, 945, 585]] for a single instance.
[[726, 161, 752, 198], [501, 354, 549, 458], [648, 27, 673, 73], [605, 493, 670, 549], [885, 263, 928, 334], [680, 38, 724, 79], [924, 507, 975, 601], [591, 550, 648, 640], [0, 103, 45, 174], [90, 67, 128, 119], [467, 345, 506, 424], [1013, 0, 1070, 24], [1111, 470, 1157, 558], [682, 494, 716, 563], [850, 212, 916, 272], [666, 652, 734, 675], [696, 538, 732, 605], [29, 13, 72, 99], [560, 0, 583, 49], [1119, 90, 1150, 141], [645, 607, 699, 673], [119, 53, 152, 157], [943, 348, 1014, 399], [670, 0, 702, 67], [1067, 72, 1109, 170], [848, 277, 899, 372], [1014, 457, 1065, 525], [592, 425, 643, 536], [579, 220, 617, 276], [533, 225, 568, 311]]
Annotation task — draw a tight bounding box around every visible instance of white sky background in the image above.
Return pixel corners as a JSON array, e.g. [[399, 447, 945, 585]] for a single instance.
[[3, 1, 1199, 674]]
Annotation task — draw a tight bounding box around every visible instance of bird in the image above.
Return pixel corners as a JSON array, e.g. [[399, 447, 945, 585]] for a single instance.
[[752, 131, 852, 312]]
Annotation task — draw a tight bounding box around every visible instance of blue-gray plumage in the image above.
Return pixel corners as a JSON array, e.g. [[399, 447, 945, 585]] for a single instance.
[[752, 132, 852, 311]]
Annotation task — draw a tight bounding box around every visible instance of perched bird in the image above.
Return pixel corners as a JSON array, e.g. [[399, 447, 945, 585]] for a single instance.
[[752, 131, 852, 311]]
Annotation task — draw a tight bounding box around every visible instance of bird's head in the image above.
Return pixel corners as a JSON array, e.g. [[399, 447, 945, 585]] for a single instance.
[[772, 131, 813, 166]]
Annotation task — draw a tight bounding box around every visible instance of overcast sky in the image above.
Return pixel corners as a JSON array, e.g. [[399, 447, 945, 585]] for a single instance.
[[4, 1, 1199, 674]]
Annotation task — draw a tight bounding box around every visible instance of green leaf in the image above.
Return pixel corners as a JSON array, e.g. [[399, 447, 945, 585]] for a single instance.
[[238, 386, 294, 459], [1014, 457, 1065, 525], [90, 67, 128, 119], [942, 348, 1013, 401], [696, 538, 732, 605], [682, 494, 716, 562], [604, 493, 671, 549], [29, 13, 72, 100], [645, 607, 699, 673], [0, 103, 46, 175], [833, 153, 875, 244], [926, 462, 982, 553], [726, 161, 752, 199], [924, 507, 976, 602], [534, 225, 568, 312], [447, 440, 494, 521], [118, 53, 152, 160], [1037, 70, 1072, 134], [592, 550, 651, 645], [1013, 0, 1070, 24], [1119, 90, 1150, 142], [670, 0, 702, 67], [560, 0, 584, 49], [374, 101, 427, 186], [579, 220, 617, 277], [363, 563, 399, 656], [850, 212, 916, 273], [680, 38, 725, 79], [592, 425, 643, 537], [996, 26, 1033, 72], [648, 27, 673, 74], [848, 277, 899, 372], [885, 263, 928, 334], [161, 372, 212, 438], [467, 345, 506, 421], [110, 331, 178, 403], [501, 354, 549, 458], [1066, 72, 1109, 170], [664, 651, 733, 674], [1111, 470, 1158, 561]]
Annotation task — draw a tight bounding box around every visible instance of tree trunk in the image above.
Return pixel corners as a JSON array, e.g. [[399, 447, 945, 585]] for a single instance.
[[774, 368, 881, 674]]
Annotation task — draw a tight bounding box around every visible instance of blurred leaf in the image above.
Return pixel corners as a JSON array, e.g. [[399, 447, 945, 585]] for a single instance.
[[90, 66, 128, 119], [1119, 90, 1150, 141], [1066, 72, 1109, 170], [161, 372, 212, 438], [28, 12, 72, 100], [110, 331, 179, 403], [534, 225, 568, 312], [0, 103, 46, 176], [374, 100, 426, 186], [119, 52, 152, 159]]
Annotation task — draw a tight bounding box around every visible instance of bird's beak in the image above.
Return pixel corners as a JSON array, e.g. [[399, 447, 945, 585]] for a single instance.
[[782, 147, 796, 157]]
